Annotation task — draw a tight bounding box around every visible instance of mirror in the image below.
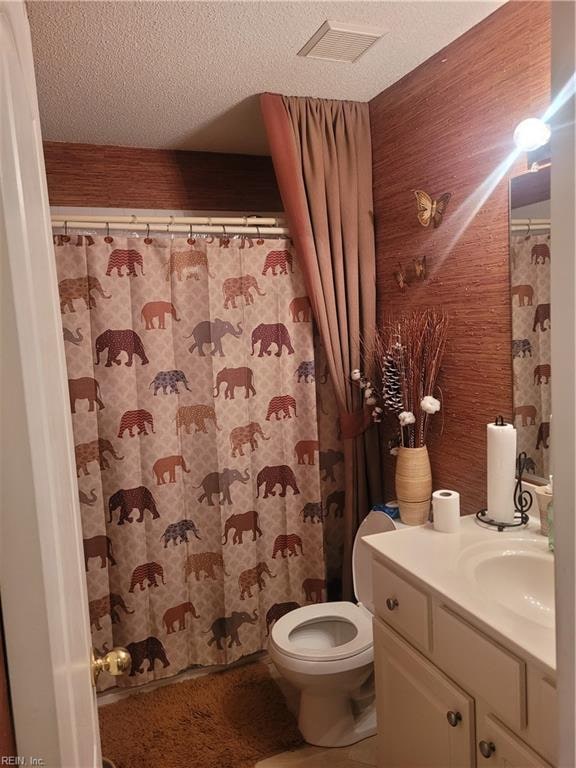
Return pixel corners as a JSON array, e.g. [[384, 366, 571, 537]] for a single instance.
[[509, 164, 551, 483]]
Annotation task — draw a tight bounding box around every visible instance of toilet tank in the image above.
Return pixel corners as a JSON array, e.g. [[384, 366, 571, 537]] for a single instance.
[[352, 510, 398, 614]]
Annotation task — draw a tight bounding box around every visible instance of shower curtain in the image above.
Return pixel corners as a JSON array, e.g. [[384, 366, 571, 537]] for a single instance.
[[55, 232, 342, 689], [510, 232, 551, 478]]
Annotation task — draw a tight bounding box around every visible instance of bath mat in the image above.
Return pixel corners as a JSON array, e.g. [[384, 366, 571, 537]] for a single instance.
[[99, 661, 303, 768]]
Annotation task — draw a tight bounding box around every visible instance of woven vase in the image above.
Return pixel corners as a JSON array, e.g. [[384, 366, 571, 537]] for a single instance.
[[395, 446, 432, 526]]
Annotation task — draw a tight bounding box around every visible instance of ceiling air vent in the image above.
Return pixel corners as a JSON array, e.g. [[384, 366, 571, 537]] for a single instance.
[[298, 20, 386, 63]]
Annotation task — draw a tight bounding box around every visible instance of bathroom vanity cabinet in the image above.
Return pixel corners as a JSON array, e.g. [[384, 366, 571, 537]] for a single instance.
[[367, 526, 556, 768]]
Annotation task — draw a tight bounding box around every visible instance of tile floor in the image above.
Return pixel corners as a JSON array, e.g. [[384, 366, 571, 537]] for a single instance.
[[255, 736, 378, 767]]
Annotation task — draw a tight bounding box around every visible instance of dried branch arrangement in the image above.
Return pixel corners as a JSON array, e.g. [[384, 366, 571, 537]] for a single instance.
[[353, 309, 449, 449]]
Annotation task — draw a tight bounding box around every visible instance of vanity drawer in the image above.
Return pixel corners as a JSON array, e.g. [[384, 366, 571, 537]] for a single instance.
[[373, 558, 431, 651], [434, 605, 526, 730]]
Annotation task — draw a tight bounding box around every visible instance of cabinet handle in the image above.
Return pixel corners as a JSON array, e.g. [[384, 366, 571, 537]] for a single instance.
[[446, 711, 462, 727], [478, 741, 496, 759], [386, 597, 399, 611]]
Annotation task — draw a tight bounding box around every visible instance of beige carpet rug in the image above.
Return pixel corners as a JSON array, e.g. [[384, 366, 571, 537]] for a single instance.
[[99, 662, 303, 768]]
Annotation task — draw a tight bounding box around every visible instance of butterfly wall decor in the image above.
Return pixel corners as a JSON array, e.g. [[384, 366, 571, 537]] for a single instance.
[[414, 190, 452, 228], [413, 255, 426, 280], [393, 263, 409, 291]]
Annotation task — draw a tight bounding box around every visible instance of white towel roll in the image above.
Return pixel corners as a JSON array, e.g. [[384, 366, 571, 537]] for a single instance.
[[432, 489, 460, 533]]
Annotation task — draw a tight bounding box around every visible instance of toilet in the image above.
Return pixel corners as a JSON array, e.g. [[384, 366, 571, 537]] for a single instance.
[[269, 510, 398, 748]]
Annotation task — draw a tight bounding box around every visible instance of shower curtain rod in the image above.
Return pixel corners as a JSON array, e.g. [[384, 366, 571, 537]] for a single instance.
[[51, 213, 290, 236]]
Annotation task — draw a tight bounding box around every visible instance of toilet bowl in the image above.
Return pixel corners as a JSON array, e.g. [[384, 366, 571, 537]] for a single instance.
[[269, 510, 398, 748]]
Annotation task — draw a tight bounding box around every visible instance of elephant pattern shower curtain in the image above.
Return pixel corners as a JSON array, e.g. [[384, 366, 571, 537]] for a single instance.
[[55, 232, 342, 689]]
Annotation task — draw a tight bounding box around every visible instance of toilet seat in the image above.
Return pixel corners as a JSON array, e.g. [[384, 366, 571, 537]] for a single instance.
[[270, 601, 372, 662]]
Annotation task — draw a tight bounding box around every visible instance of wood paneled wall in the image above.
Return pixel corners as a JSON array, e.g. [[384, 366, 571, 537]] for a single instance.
[[43, 142, 282, 212], [370, 2, 550, 514]]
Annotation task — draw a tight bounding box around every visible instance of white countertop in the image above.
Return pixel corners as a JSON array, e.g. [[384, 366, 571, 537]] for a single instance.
[[363, 515, 556, 675]]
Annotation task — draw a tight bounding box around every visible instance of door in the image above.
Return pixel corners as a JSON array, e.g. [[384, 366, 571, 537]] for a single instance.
[[0, 2, 101, 766], [476, 713, 553, 768], [374, 618, 475, 768]]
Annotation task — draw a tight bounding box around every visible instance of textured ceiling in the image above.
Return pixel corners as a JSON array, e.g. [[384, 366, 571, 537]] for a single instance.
[[27, 0, 503, 155]]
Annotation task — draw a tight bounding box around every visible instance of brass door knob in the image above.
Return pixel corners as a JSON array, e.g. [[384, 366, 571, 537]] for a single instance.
[[92, 647, 131, 685], [479, 740, 496, 759], [386, 597, 399, 611]]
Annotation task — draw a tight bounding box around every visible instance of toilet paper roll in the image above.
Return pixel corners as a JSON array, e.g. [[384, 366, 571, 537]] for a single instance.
[[432, 490, 461, 533]]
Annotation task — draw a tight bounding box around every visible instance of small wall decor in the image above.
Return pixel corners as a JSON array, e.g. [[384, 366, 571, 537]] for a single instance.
[[413, 190, 452, 228], [413, 255, 427, 280], [393, 263, 409, 291]]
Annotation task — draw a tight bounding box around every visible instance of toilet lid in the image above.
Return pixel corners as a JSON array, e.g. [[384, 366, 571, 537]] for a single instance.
[[270, 602, 373, 661], [352, 510, 397, 613]]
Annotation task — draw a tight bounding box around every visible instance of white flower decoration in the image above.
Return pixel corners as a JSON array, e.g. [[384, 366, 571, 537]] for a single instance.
[[366, 396, 377, 405], [390, 446, 399, 456], [364, 388, 373, 399], [373, 406, 383, 414], [420, 396, 441, 414], [351, 369, 362, 381], [399, 411, 415, 426]]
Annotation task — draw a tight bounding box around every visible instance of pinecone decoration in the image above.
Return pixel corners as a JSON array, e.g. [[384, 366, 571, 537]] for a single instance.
[[382, 352, 403, 413]]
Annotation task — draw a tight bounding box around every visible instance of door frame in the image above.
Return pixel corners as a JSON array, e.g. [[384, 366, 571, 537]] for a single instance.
[[0, 2, 101, 766]]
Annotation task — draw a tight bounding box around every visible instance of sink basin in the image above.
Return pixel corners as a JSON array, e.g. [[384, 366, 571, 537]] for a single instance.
[[458, 538, 555, 629]]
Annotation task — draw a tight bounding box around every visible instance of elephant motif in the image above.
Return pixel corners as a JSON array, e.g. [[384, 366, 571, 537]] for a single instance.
[[303, 578, 326, 603], [295, 439, 319, 465], [214, 367, 256, 399], [126, 637, 170, 676], [534, 364, 551, 384], [195, 468, 250, 505], [79, 488, 97, 506], [512, 339, 532, 358], [302, 502, 324, 523], [524, 456, 537, 474], [251, 323, 294, 357], [319, 449, 344, 482], [63, 327, 83, 345], [68, 377, 104, 413], [175, 404, 221, 435], [295, 361, 315, 383], [265, 602, 300, 635], [163, 602, 200, 634], [186, 319, 243, 356], [89, 593, 134, 631], [141, 301, 180, 330], [326, 489, 345, 518], [262, 249, 293, 276], [165, 249, 214, 281], [222, 275, 266, 308], [272, 533, 303, 559], [514, 405, 537, 427], [95, 329, 149, 367], [533, 303, 551, 332], [229, 422, 269, 457], [256, 465, 300, 499], [58, 275, 111, 313], [185, 552, 228, 581], [83, 535, 116, 571], [531, 243, 550, 263], [149, 369, 192, 395], [108, 486, 159, 525], [152, 454, 190, 485], [222, 510, 262, 545], [106, 249, 145, 277], [266, 395, 297, 421], [118, 409, 154, 438], [511, 284, 534, 307], [160, 519, 201, 547], [289, 296, 312, 322], [537, 422, 550, 450], [205, 610, 258, 650], [238, 562, 276, 600], [75, 438, 123, 476], [129, 562, 165, 592]]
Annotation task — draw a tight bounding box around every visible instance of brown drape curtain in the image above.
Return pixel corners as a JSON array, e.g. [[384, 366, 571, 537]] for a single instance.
[[260, 93, 383, 598]]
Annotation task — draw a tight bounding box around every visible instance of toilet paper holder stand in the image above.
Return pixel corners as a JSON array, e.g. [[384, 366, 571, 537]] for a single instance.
[[475, 451, 532, 532]]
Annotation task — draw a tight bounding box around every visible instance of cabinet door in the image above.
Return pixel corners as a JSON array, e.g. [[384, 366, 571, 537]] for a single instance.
[[476, 714, 553, 767], [374, 618, 474, 768]]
